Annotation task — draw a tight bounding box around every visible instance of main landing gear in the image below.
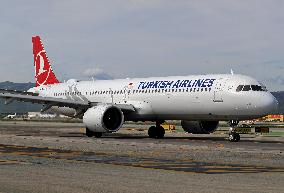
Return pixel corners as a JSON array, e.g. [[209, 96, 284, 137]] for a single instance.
[[228, 120, 240, 142], [148, 121, 165, 139], [86, 128, 103, 138]]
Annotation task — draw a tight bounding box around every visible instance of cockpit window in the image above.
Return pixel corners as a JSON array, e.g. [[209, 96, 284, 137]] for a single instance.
[[236, 85, 244, 92], [259, 83, 268, 91], [242, 85, 251, 91], [236, 84, 267, 92], [251, 85, 265, 91]]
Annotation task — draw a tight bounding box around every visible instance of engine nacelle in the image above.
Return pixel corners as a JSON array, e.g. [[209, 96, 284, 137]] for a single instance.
[[83, 105, 124, 133], [181, 121, 219, 134]]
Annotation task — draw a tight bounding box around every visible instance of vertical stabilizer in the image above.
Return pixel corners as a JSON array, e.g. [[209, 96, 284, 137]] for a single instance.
[[32, 36, 60, 87]]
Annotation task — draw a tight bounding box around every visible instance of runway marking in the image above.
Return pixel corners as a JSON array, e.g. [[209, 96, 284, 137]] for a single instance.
[[0, 159, 28, 165], [0, 144, 284, 174]]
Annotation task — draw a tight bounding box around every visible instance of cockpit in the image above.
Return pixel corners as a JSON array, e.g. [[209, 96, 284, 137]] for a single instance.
[[236, 85, 267, 92]]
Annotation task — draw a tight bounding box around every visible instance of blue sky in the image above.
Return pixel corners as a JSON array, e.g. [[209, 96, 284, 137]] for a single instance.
[[0, 0, 283, 91]]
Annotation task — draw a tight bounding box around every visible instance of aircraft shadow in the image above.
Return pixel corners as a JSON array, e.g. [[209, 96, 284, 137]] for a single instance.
[[101, 134, 283, 144]]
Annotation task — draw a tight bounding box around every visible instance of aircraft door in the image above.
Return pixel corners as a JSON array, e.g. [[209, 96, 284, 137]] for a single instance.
[[213, 78, 227, 102], [123, 83, 133, 102], [109, 88, 114, 104]]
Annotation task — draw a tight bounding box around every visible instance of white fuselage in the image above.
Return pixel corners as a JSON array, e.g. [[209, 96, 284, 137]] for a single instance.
[[30, 74, 278, 121]]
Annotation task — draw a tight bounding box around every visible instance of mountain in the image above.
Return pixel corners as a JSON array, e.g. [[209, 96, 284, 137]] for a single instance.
[[272, 91, 284, 114], [0, 82, 42, 114], [0, 81, 35, 91], [0, 82, 283, 114]]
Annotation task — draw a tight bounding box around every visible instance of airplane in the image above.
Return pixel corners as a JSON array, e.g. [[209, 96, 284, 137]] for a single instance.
[[5, 113, 17, 119], [0, 36, 279, 142]]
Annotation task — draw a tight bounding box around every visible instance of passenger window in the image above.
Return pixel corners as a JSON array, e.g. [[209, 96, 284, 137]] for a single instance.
[[236, 85, 244, 92], [242, 85, 251, 91]]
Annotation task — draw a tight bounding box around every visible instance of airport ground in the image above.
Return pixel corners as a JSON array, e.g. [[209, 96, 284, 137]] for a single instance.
[[0, 121, 283, 193]]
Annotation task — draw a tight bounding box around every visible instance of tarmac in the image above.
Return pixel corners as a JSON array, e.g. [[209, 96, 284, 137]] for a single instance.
[[0, 121, 283, 193]]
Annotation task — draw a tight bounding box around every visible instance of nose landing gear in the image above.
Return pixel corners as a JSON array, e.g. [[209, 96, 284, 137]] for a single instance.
[[228, 132, 240, 142], [228, 120, 240, 142], [148, 120, 165, 139]]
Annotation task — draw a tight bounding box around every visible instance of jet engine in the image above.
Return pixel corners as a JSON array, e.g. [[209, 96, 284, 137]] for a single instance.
[[83, 105, 124, 133], [181, 121, 219, 134]]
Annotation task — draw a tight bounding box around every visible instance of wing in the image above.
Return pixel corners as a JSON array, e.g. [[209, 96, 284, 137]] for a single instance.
[[0, 88, 39, 96], [0, 89, 135, 114]]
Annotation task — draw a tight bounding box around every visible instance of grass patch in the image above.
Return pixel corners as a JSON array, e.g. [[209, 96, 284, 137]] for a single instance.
[[262, 132, 284, 137]]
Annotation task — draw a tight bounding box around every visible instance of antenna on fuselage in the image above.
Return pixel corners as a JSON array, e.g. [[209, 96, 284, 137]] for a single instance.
[[230, 69, 234, 75]]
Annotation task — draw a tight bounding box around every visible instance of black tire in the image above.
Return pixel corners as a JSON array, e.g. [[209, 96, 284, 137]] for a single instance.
[[229, 133, 240, 142], [229, 133, 234, 142], [86, 128, 94, 137], [235, 133, 240, 142], [156, 126, 165, 139], [148, 126, 156, 138], [94, 132, 103, 138]]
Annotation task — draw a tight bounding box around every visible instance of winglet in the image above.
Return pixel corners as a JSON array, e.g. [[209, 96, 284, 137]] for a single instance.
[[32, 36, 60, 87]]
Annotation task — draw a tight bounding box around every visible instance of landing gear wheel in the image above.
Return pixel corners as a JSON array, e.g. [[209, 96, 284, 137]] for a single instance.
[[235, 133, 240, 142], [86, 128, 94, 137], [148, 126, 156, 138], [228, 120, 240, 142], [94, 132, 103, 138], [229, 133, 234, 141], [229, 133, 240, 142], [156, 126, 165, 139], [148, 126, 165, 139]]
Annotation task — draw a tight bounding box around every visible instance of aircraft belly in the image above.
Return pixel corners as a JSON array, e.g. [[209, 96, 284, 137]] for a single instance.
[[128, 93, 261, 121], [49, 106, 76, 117]]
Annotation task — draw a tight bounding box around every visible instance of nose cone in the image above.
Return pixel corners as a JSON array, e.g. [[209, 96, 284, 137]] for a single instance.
[[261, 93, 278, 114]]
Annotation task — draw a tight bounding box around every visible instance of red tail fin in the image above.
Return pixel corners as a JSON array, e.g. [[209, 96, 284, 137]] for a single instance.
[[32, 36, 60, 87]]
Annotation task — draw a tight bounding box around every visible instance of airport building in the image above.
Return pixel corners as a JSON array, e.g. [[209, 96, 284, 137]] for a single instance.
[[263, 114, 284, 122], [253, 114, 284, 122]]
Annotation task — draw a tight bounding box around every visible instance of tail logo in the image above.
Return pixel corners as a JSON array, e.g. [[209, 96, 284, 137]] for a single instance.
[[34, 50, 51, 86], [32, 36, 60, 87], [36, 50, 47, 76]]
